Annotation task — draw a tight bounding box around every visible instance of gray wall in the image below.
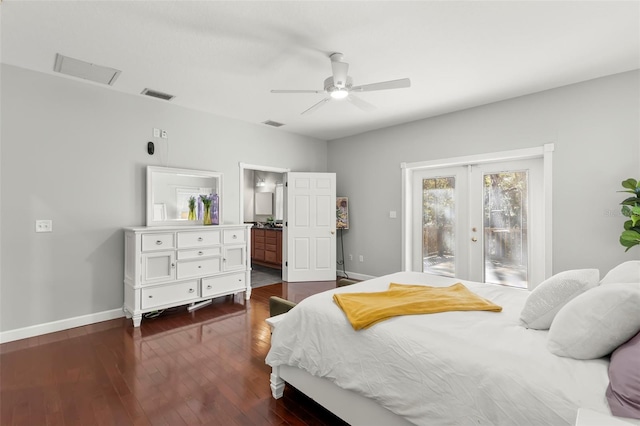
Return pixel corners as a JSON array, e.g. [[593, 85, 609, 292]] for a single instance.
[[2, 63, 638, 335], [328, 70, 640, 278], [0, 64, 327, 332]]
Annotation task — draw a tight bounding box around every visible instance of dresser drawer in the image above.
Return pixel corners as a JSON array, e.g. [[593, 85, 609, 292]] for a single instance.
[[254, 241, 265, 250], [253, 229, 265, 238], [201, 273, 246, 297], [142, 233, 175, 252], [176, 257, 222, 279], [141, 281, 198, 309], [177, 230, 221, 248], [223, 229, 245, 244], [177, 247, 222, 260]]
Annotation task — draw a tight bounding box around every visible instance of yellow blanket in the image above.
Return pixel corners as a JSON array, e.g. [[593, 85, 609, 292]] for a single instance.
[[333, 282, 502, 330]]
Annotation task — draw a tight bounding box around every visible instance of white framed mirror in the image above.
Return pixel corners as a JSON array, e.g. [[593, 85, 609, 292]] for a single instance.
[[146, 166, 223, 227]]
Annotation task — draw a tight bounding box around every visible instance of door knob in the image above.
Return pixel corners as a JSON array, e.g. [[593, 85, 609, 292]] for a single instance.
[[331, 231, 335, 235], [471, 237, 478, 242]]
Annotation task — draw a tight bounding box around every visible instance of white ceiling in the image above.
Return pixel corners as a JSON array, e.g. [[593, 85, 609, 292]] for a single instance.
[[2, 1, 639, 141]]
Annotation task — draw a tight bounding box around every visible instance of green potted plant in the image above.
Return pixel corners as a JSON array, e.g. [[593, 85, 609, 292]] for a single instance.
[[620, 178, 640, 251]]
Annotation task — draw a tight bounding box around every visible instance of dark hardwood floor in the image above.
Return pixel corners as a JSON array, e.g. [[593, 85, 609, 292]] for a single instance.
[[0, 283, 349, 425]]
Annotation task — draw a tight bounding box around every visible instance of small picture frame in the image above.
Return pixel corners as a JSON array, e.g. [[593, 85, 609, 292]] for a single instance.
[[337, 197, 349, 229]]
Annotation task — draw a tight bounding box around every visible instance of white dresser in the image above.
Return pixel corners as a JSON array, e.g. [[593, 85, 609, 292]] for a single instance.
[[123, 224, 252, 327]]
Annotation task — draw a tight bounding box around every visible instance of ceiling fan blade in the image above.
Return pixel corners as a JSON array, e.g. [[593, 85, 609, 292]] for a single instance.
[[301, 98, 331, 115], [331, 61, 349, 88], [271, 89, 324, 94], [347, 94, 376, 112], [351, 78, 411, 92]]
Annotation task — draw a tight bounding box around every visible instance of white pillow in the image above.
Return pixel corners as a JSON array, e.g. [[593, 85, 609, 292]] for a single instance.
[[520, 269, 599, 330], [547, 283, 640, 360], [600, 261, 640, 285]]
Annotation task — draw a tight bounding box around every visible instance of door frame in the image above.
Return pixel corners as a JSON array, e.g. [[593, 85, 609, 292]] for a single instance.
[[238, 162, 290, 224], [401, 144, 554, 285], [238, 162, 290, 280]]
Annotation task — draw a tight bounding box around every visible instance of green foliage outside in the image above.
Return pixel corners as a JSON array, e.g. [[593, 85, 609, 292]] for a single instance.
[[620, 178, 640, 251]]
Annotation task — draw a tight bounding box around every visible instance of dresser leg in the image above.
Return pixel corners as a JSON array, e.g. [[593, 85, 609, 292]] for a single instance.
[[132, 314, 142, 328]]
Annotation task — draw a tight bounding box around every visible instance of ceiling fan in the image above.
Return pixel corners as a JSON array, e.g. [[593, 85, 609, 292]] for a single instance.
[[271, 53, 411, 115]]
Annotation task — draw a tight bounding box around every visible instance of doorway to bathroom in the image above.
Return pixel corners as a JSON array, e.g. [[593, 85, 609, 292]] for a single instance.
[[240, 163, 288, 288]]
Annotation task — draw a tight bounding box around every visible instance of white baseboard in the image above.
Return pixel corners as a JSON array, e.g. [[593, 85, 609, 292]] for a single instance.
[[337, 271, 376, 281], [0, 308, 126, 344]]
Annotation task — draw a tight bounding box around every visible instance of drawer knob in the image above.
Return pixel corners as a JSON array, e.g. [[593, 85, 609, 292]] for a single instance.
[[148, 295, 153, 298], [171, 263, 176, 269], [232, 234, 237, 239], [198, 265, 202, 269], [198, 251, 204, 256], [188, 288, 195, 293], [207, 285, 212, 289], [198, 237, 203, 242], [156, 240, 163, 245]]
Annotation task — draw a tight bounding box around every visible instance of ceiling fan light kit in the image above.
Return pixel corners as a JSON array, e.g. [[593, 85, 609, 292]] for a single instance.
[[271, 52, 410, 115]]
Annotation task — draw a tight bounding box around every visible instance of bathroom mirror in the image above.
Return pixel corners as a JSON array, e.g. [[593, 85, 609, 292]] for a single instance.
[[146, 166, 223, 227]]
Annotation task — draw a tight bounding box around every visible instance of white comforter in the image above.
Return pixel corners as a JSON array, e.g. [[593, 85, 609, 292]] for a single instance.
[[265, 272, 611, 426]]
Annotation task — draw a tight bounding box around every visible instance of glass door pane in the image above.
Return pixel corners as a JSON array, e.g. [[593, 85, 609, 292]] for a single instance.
[[482, 171, 528, 288], [422, 177, 456, 277]]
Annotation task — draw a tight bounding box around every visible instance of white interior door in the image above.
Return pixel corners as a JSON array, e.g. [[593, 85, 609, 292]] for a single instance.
[[412, 158, 543, 288], [283, 172, 337, 282]]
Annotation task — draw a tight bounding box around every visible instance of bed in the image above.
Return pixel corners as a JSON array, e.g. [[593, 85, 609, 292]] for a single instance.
[[265, 271, 617, 426]]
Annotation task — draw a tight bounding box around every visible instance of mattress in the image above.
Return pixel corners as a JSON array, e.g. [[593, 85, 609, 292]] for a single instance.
[[265, 272, 611, 426]]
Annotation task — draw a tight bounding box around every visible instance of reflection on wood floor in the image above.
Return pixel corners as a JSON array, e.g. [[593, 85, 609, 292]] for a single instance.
[[0, 282, 348, 426]]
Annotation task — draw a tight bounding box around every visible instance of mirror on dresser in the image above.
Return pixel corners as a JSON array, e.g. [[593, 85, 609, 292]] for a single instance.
[[146, 166, 223, 226]]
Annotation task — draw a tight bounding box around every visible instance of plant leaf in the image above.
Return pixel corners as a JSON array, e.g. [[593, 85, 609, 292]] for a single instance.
[[621, 196, 640, 205], [622, 178, 638, 190], [620, 229, 640, 242]]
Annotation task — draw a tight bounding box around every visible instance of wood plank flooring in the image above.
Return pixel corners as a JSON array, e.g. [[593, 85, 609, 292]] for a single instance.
[[0, 283, 349, 425]]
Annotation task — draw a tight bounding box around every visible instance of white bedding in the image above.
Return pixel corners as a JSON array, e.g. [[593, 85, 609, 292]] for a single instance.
[[265, 272, 612, 426]]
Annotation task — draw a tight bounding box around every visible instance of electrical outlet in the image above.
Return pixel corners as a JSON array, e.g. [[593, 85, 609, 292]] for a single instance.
[[161, 130, 168, 139], [359, 255, 364, 262], [35, 220, 52, 233], [349, 254, 353, 261], [153, 128, 160, 137], [389, 210, 397, 219]]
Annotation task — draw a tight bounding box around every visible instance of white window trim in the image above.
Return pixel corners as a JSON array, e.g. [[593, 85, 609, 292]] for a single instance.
[[400, 143, 554, 280]]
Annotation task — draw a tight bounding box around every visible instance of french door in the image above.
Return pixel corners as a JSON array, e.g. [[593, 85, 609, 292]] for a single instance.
[[412, 159, 543, 288]]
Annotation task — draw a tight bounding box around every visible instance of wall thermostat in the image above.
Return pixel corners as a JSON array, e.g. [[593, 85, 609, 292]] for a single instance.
[[147, 141, 154, 155]]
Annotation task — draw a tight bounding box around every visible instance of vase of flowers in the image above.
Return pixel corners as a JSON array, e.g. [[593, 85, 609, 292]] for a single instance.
[[188, 196, 197, 220], [200, 194, 212, 225]]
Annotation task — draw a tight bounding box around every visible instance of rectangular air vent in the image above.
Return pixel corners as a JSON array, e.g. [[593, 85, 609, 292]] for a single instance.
[[141, 88, 175, 101], [262, 120, 285, 127], [54, 53, 121, 86]]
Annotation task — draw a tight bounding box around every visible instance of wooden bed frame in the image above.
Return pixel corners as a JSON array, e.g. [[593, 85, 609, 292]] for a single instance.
[[267, 313, 413, 425]]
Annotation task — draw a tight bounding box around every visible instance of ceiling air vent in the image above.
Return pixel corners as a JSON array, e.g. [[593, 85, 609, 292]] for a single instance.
[[262, 120, 285, 128], [141, 88, 175, 101], [54, 53, 121, 86]]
